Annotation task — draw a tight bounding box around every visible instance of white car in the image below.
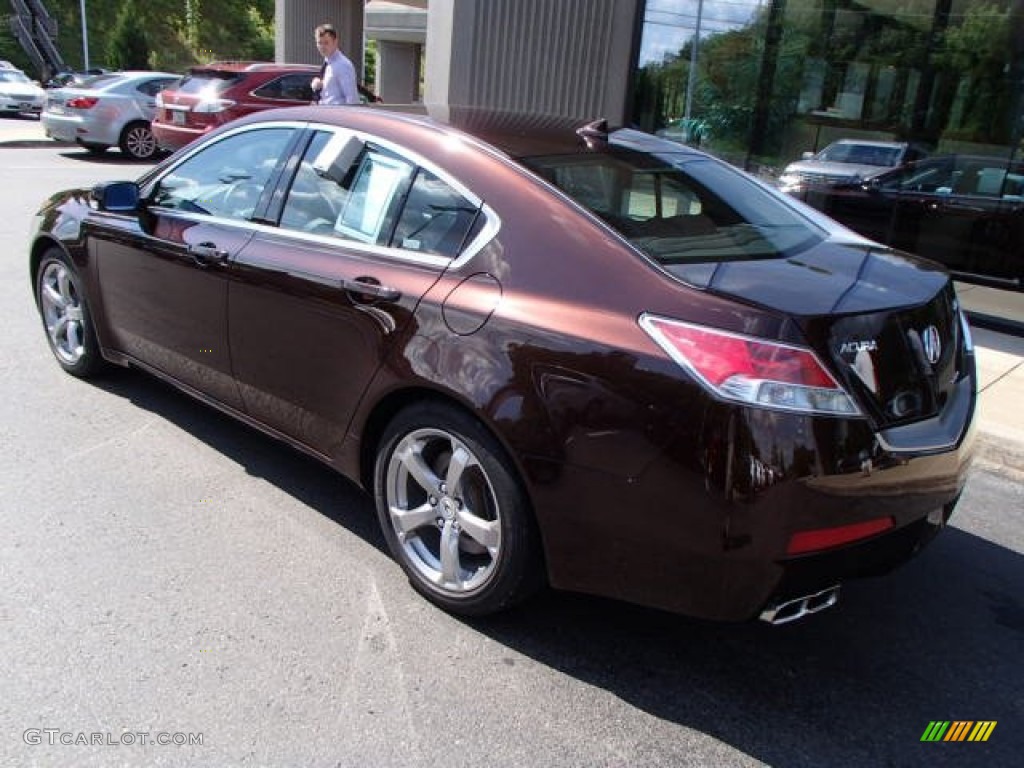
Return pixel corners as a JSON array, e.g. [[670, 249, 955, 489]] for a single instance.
[[0, 68, 46, 117], [42, 70, 180, 160], [778, 139, 927, 196]]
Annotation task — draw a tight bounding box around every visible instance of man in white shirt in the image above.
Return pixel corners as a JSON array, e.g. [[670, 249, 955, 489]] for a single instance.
[[312, 23, 359, 105]]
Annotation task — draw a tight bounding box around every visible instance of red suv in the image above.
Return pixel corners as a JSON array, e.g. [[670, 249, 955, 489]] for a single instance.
[[152, 62, 321, 151]]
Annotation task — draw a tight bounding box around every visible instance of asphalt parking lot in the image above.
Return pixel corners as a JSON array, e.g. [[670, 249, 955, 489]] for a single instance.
[[1, 115, 1021, 767]]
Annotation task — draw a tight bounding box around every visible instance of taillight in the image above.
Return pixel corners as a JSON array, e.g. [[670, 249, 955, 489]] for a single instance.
[[640, 315, 860, 416], [193, 98, 236, 114], [66, 97, 99, 109]]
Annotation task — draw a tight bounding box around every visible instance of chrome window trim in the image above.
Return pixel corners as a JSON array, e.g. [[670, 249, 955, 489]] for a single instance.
[[248, 219, 452, 269], [145, 119, 501, 271]]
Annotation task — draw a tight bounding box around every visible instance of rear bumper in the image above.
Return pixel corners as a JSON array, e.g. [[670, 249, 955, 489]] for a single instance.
[[1, 98, 43, 114], [41, 112, 117, 145], [152, 120, 211, 151], [530, 391, 976, 622]]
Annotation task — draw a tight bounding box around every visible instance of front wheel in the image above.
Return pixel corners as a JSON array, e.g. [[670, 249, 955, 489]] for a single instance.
[[374, 403, 543, 616], [35, 249, 105, 378]]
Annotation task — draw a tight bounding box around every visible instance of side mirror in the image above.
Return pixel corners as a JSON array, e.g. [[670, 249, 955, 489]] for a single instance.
[[801, 151, 815, 160], [92, 181, 140, 212]]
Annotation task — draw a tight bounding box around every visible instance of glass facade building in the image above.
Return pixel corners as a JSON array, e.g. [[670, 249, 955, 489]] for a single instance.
[[632, 0, 1024, 178]]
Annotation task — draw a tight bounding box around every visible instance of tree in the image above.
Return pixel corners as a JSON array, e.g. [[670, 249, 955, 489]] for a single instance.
[[107, 0, 151, 69]]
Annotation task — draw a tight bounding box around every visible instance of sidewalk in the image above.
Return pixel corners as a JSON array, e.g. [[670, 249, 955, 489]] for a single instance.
[[3, 114, 1023, 475], [963, 284, 1024, 476]]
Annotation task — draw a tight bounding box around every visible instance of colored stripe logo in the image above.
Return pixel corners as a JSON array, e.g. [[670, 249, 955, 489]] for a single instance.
[[921, 721, 997, 742]]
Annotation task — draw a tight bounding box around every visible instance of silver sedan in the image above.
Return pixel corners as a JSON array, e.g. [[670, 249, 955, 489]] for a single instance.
[[42, 70, 180, 160], [0, 68, 46, 116]]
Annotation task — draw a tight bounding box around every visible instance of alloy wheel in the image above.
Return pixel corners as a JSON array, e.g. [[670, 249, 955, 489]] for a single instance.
[[384, 427, 502, 596], [123, 125, 157, 159], [39, 260, 86, 366]]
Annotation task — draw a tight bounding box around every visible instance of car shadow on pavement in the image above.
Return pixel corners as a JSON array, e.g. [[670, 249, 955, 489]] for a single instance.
[[471, 495, 1023, 767], [90, 367, 386, 554], [58, 149, 166, 166], [90, 367, 1021, 767]]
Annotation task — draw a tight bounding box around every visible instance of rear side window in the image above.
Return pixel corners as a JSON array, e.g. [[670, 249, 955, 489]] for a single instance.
[[252, 74, 314, 102], [136, 77, 177, 96], [391, 170, 480, 258], [279, 130, 480, 259], [279, 131, 413, 245]]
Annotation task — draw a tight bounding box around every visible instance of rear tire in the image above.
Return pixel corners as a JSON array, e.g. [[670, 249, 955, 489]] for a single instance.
[[35, 249, 106, 378], [374, 402, 543, 616], [119, 121, 158, 161]]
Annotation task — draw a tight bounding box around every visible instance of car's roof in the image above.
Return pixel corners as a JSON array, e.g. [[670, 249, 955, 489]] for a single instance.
[[226, 105, 706, 161], [188, 61, 319, 75], [829, 139, 908, 148]]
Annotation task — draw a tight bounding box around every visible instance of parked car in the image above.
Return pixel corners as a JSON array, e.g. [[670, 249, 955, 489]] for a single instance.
[[152, 61, 381, 153], [779, 139, 927, 195], [28, 107, 976, 623], [801, 154, 1024, 289], [152, 62, 318, 152], [41, 70, 180, 160], [0, 67, 47, 117]]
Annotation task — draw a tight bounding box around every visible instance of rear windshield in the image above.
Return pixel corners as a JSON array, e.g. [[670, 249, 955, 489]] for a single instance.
[[175, 72, 244, 95], [817, 143, 903, 167], [0, 70, 31, 84], [522, 149, 824, 265]]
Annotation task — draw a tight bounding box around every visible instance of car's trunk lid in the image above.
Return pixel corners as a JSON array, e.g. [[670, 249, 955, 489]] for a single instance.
[[666, 241, 971, 430]]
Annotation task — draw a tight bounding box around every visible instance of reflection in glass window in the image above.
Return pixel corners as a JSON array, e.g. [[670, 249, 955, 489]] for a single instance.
[[151, 127, 294, 220]]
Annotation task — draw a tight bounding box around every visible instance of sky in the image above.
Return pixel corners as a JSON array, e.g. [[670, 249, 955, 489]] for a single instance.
[[638, 0, 761, 67]]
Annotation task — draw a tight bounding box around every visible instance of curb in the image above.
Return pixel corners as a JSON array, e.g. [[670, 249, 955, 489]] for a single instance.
[[967, 311, 1024, 338]]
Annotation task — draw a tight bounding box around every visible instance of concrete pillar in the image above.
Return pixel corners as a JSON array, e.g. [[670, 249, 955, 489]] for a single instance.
[[276, 0, 365, 77], [377, 41, 422, 103], [425, 0, 641, 124]]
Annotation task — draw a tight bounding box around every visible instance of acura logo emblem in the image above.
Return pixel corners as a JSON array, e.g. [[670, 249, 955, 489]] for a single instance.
[[921, 325, 941, 364]]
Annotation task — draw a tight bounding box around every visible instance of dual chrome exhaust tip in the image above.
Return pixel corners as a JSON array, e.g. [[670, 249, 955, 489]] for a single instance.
[[759, 585, 841, 625]]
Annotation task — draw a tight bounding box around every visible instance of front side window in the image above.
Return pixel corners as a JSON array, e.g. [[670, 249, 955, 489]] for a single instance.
[[525, 147, 823, 265], [151, 127, 294, 220]]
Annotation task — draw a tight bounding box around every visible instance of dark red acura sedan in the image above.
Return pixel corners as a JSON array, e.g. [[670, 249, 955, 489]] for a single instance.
[[28, 106, 976, 623]]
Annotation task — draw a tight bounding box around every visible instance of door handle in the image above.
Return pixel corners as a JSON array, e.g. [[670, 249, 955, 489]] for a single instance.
[[341, 277, 401, 302], [189, 242, 228, 266]]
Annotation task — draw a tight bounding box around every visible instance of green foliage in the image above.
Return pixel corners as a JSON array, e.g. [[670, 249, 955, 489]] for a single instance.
[[106, 0, 151, 70], [20, 0, 275, 75]]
